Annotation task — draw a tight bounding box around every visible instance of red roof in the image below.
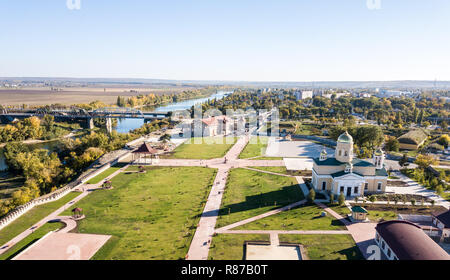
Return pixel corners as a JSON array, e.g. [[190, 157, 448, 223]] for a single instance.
[[201, 117, 217, 126], [201, 116, 231, 126], [133, 142, 158, 154]]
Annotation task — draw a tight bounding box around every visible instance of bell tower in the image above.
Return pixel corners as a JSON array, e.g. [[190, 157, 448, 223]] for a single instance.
[[373, 149, 385, 170], [335, 131, 354, 163]]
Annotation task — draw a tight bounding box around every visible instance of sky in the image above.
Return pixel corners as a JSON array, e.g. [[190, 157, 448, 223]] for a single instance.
[[0, 0, 449, 82]]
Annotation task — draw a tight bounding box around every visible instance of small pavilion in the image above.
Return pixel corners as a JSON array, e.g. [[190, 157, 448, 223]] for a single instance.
[[351, 206, 369, 222], [72, 208, 84, 220], [132, 142, 159, 165]]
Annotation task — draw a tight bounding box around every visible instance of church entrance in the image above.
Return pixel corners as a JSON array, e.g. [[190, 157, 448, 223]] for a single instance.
[[346, 187, 352, 197]]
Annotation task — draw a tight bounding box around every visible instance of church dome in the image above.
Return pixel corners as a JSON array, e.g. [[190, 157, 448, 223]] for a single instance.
[[338, 131, 353, 143]]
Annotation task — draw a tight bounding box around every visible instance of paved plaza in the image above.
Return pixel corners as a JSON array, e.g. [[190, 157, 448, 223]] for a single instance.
[[246, 244, 303, 260], [265, 138, 335, 158], [13, 232, 111, 260]]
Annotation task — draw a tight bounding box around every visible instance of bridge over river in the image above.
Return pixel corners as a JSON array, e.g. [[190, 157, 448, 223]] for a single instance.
[[0, 107, 171, 133]]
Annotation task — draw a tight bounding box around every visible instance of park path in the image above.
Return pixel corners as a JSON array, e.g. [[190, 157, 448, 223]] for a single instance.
[[224, 229, 351, 235], [315, 202, 380, 260], [241, 167, 293, 178], [0, 164, 129, 256], [387, 171, 450, 209], [186, 134, 251, 260], [215, 200, 307, 233]]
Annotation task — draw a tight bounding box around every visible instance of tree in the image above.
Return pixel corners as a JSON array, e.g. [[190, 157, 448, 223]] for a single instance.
[[436, 185, 444, 197], [338, 192, 345, 206], [369, 195, 377, 204], [440, 121, 448, 132], [385, 136, 400, 152], [410, 199, 416, 206], [42, 115, 55, 132], [417, 109, 424, 125], [159, 134, 172, 142], [438, 134, 450, 148], [307, 189, 316, 203], [415, 154, 438, 169]]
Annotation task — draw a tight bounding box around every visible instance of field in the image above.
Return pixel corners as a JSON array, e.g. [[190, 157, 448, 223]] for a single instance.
[[60, 166, 217, 260], [0, 85, 197, 106], [216, 168, 304, 228], [235, 204, 346, 231], [166, 137, 236, 159], [279, 235, 363, 260], [208, 234, 270, 260], [0, 221, 64, 260], [0, 191, 81, 247]]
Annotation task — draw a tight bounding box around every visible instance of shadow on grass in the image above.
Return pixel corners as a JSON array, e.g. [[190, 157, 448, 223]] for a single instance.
[[337, 245, 364, 260], [200, 184, 304, 218], [3, 238, 41, 260]]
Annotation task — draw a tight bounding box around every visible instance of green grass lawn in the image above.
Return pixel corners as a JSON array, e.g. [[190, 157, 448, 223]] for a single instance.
[[328, 204, 351, 218], [0, 191, 81, 246], [443, 192, 450, 202], [248, 166, 289, 175], [86, 166, 122, 184], [208, 234, 270, 260], [167, 137, 236, 159], [235, 204, 346, 231], [0, 221, 64, 260], [279, 234, 363, 260], [366, 210, 397, 222], [239, 136, 268, 159], [216, 168, 304, 228], [61, 166, 217, 260]]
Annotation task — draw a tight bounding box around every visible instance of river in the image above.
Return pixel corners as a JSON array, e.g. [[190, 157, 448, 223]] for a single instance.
[[114, 90, 231, 133], [0, 90, 232, 170]]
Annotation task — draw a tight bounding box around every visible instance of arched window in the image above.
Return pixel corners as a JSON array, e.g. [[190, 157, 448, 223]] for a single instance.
[[339, 150, 342, 156], [345, 151, 348, 157]]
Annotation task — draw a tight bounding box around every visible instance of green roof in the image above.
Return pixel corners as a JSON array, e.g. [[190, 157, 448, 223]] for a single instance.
[[330, 171, 364, 178], [352, 159, 374, 167], [313, 157, 343, 166], [338, 132, 353, 143], [352, 206, 368, 213], [314, 157, 375, 167], [375, 168, 388, 177]]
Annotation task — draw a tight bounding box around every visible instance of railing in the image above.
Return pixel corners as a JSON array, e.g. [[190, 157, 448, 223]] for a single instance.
[[0, 182, 81, 231]]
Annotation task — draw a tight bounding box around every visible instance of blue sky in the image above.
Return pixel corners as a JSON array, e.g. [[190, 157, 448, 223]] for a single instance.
[[0, 0, 449, 81]]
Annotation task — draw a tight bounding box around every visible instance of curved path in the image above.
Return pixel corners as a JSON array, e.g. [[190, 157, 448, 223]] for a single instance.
[[0, 164, 129, 256]]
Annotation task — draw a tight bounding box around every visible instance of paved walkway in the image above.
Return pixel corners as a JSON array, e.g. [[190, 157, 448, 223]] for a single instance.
[[242, 167, 292, 178], [56, 216, 78, 233], [224, 230, 351, 235], [315, 202, 381, 260], [387, 171, 450, 209], [215, 200, 307, 233], [186, 134, 253, 260], [0, 164, 129, 256]]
